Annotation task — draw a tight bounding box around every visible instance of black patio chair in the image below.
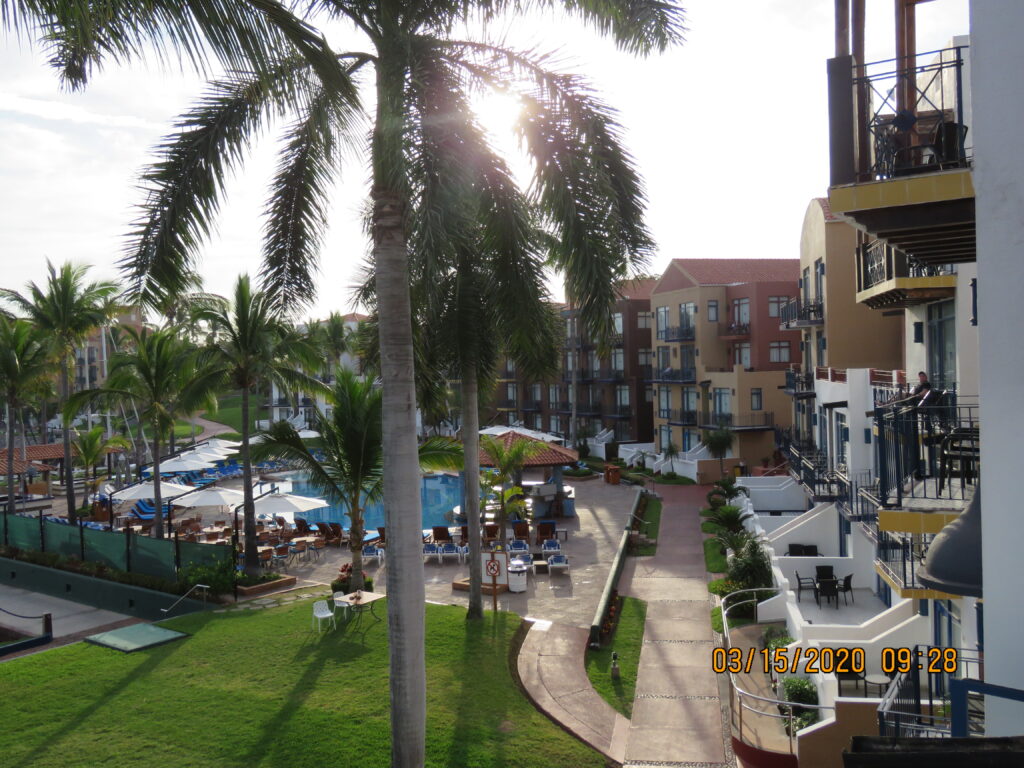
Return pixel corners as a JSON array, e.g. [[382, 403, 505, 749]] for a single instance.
[[794, 571, 818, 604], [818, 577, 840, 609], [837, 574, 854, 605], [815, 564, 835, 581]]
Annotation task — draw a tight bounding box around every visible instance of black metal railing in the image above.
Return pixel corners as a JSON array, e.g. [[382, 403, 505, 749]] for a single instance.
[[661, 325, 695, 342], [719, 323, 751, 337], [784, 369, 815, 394], [858, 240, 955, 292], [667, 409, 697, 426], [597, 368, 626, 382], [556, 401, 574, 413], [856, 47, 970, 182], [652, 367, 696, 383], [873, 401, 979, 508], [608, 403, 633, 418], [610, 332, 624, 346], [639, 364, 654, 381], [779, 298, 824, 328], [497, 399, 518, 410], [836, 470, 878, 524], [520, 400, 542, 412], [787, 441, 837, 498], [577, 401, 602, 416], [876, 531, 934, 591], [702, 412, 774, 430], [879, 646, 984, 739]]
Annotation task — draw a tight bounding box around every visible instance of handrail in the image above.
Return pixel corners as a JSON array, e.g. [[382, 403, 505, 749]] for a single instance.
[[161, 583, 210, 615], [588, 488, 642, 647]]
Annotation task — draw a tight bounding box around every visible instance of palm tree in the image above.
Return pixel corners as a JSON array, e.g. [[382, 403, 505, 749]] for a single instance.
[[0, 317, 54, 526], [703, 428, 736, 480], [1, 262, 118, 521], [252, 368, 462, 589], [71, 426, 130, 501], [115, 4, 684, 763], [479, 434, 545, 543], [195, 275, 327, 572], [67, 327, 222, 537]]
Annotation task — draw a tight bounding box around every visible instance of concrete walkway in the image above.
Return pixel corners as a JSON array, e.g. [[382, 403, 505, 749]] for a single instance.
[[618, 483, 731, 767]]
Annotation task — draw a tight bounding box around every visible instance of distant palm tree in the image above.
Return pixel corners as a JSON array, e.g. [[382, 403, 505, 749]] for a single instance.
[[702, 428, 736, 480], [253, 368, 462, 589], [0, 317, 54, 527], [71, 426, 130, 502], [195, 275, 326, 572], [479, 434, 545, 543], [68, 328, 222, 537], [2, 262, 118, 521]]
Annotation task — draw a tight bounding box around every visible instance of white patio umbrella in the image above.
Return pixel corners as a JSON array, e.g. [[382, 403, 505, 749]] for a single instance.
[[158, 455, 216, 472], [252, 492, 329, 515], [174, 486, 246, 508], [180, 447, 232, 462], [112, 480, 193, 502], [297, 429, 320, 439], [205, 438, 241, 451], [479, 426, 563, 443]]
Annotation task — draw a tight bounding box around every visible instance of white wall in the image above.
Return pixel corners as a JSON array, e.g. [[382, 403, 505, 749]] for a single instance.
[[739, 475, 809, 511], [972, 0, 1024, 736], [954, 263, 980, 397], [767, 503, 839, 556]]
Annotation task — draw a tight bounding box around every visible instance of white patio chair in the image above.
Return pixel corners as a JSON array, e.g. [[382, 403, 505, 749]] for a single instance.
[[312, 599, 336, 632]]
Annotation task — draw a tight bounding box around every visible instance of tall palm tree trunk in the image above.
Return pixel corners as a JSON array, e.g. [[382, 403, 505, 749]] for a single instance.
[[241, 386, 259, 575], [349, 500, 365, 591], [373, 43, 427, 768], [151, 427, 164, 539], [60, 357, 77, 521], [461, 365, 483, 619], [6, 403, 16, 532]]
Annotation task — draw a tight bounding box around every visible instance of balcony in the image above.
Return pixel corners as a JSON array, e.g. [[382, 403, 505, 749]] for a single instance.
[[496, 399, 518, 411], [856, 240, 957, 309], [778, 298, 823, 329], [783, 368, 815, 398], [700, 411, 775, 431], [561, 368, 598, 383], [610, 332, 624, 346], [828, 46, 975, 265], [876, 530, 958, 599], [873, 401, 979, 515], [836, 470, 880, 524], [667, 409, 697, 426], [639, 364, 654, 381], [497, 368, 517, 380], [878, 646, 985, 738], [555, 401, 574, 413], [815, 366, 847, 383], [596, 368, 625, 382], [577, 401, 602, 417], [718, 323, 750, 340], [607, 403, 633, 419], [651, 366, 696, 383], [660, 325, 695, 342], [786, 442, 838, 499], [520, 400, 542, 412]]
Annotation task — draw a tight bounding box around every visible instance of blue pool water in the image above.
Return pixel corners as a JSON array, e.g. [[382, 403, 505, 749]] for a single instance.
[[286, 473, 463, 531]]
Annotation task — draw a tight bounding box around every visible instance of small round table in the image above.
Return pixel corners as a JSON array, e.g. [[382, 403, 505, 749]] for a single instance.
[[864, 673, 892, 697]]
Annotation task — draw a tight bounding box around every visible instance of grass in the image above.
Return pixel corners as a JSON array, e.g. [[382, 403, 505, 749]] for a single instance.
[[653, 474, 695, 486], [203, 392, 246, 433], [710, 606, 755, 634], [0, 601, 602, 768], [703, 537, 728, 574], [585, 597, 647, 717], [633, 498, 662, 556], [700, 520, 723, 535]]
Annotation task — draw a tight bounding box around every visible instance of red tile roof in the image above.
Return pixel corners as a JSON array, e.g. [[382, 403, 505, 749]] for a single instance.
[[342, 312, 368, 322], [816, 197, 840, 222], [669, 258, 800, 286], [0, 456, 56, 475], [0, 444, 123, 463], [618, 277, 658, 301], [478, 431, 579, 467]]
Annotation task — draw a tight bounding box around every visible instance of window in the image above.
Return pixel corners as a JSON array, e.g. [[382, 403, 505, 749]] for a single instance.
[[769, 341, 791, 363], [531, 383, 542, 400], [506, 383, 517, 402], [565, 317, 576, 339], [616, 385, 630, 407], [682, 387, 698, 412], [612, 312, 623, 335], [587, 350, 599, 373], [732, 297, 750, 324], [814, 258, 824, 299], [928, 300, 957, 388], [768, 296, 788, 317], [679, 302, 696, 328], [548, 384, 559, 403], [655, 306, 670, 339], [657, 346, 671, 369], [658, 387, 671, 418], [565, 350, 576, 372], [802, 266, 810, 302], [533, 414, 543, 430], [713, 387, 731, 416], [707, 300, 718, 323], [751, 388, 763, 411], [505, 358, 515, 375], [659, 425, 673, 453], [637, 311, 652, 329], [645, 386, 654, 403], [638, 348, 653, 366], [734, 342, 751, 368], [682, 429, 695, 451], [611, 348, 625, 371], [550, 415, 559, 433]]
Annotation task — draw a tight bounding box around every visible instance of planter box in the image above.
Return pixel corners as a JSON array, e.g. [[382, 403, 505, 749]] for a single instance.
[[236, 575, 296, 597]]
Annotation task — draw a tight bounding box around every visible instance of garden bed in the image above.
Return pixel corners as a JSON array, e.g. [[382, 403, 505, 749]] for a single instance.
[[235, 575, 297, 597]]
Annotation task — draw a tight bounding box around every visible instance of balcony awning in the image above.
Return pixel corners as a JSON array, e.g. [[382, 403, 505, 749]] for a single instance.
[[823, 400, 848, 409]]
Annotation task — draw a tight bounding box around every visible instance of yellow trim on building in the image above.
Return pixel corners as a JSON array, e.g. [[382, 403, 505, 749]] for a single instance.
[[855, 275, 958, 305], [874, 561, 959, 601], [878, 509, 961, 535], [829, 169, 974, 213]]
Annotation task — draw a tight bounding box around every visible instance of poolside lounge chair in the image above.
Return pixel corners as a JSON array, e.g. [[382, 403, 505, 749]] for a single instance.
[[377, 527, 387, 547], [541, 539, 561, 557], [508, 540, 529, 557], [439, 542, 461, 564], [511, 521, 530, 542], [362, 544, 384, 566], [432, 526, 453, 544], [483, 524, 500, 547], [312, 599, 336, 631], [535, 521, 555, 544], [329, 523, 347, 545], [512, 553, 534, 569], [547, 554, 570, 574], [422, 543, 441, 563]]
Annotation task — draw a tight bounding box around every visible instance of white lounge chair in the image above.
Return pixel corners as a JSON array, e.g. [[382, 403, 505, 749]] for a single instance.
[[363, 544, 384, 566], [547, 554, 570, 575], [312, 599, 336, 631]]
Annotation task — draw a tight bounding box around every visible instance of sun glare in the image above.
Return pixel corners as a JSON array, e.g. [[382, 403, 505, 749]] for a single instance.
[[473, 91, 523, 139]]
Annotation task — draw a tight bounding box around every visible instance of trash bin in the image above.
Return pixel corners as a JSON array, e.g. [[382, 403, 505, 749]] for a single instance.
[[507, 562, 528, 593], [607, 465, 621, 485]]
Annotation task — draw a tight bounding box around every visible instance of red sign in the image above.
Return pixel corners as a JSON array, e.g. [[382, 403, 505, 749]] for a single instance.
[[485, 560, 500, 577]]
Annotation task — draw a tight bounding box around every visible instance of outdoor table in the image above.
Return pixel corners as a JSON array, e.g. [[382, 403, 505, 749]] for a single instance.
[[865, 673, 892, 697], [334, 590, 386, 621]]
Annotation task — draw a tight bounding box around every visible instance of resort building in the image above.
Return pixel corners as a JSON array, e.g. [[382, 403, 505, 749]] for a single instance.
[[648, 258, 800, 480], [492, 278, 656, 446]]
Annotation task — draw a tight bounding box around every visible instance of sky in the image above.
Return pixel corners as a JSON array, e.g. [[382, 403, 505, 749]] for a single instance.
[[0, 0, 970, 320]]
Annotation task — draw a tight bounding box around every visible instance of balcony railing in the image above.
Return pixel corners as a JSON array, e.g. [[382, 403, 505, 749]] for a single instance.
[[779, 298, 823, 328], [816, 366, 847, 383], [836, 470, 879, 524], [520, 400, 542, 412], [667, 409, 697, 426], [498, 368, 516, 379], [660, 325, 695, 342], [784, 368, 815, 395], [719, 323, 751, 338], [873, 401, 979, 509], [831, 46, 971, 185], [879, 646, 985, 739], [597, 368, 626, 382], [786, 442, 838, 498], [702, 412, 774, 430], [608, 403, 633, 418], [651, 367, 696, 383], [497, 399, 518, 410], [577, 402, 602, 416], [857, 240, 956, 306], [876, 530, 935, 592]]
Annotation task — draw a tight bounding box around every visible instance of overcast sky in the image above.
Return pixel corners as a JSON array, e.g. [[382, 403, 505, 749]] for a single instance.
[[0, 0, 969, 319]]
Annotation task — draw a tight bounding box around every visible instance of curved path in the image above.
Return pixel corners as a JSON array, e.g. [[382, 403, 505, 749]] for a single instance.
[[189, 415, 236, 438]]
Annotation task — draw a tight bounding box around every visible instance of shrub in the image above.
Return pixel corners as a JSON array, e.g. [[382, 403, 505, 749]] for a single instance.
[[761, 625, 795, 651], [707, 578, 743, 597], [704, 504, 753, 533], [782, 676, 818, 710], [715, 529, 753, 555], [563, 467, 593, 478], [332, 563, 373, 594], [727, 537, 774, 591], [180, 560, 236, 595]]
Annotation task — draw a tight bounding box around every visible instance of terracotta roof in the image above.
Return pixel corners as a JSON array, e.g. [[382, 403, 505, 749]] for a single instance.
[[0, 444, 123, 463], [0, 456, 56, 475], [669, 258, 800, 286], [342, 312, 368, 322], [617, 277, 658, 301], [478, 431, 579, 467], [816, 197, 840, 222]]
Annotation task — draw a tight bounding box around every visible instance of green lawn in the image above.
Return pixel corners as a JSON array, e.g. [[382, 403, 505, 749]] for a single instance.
[[203, 393, 245, 433], [585, 597, 647, 717], [710, 606, 754, 634], [634, 499, 662, 556], [0, 601, 602, 768], [703, 537, 728, 574]]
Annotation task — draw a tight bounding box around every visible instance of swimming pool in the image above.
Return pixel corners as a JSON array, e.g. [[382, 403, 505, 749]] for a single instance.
[[285, 472, 464, 531]]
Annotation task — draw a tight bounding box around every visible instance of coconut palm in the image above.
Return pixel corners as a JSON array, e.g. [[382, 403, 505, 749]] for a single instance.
[[0, 317, 54, 525], [194, 275, 327, 572], [116, 4, 684, 762], [67, 327, 223, 537], [252, 368, 462, 589], [479, 434, 545, 544], [1, 262, 118, 521], [703, 428, 735, 480], [71, 425, 130, 500]]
